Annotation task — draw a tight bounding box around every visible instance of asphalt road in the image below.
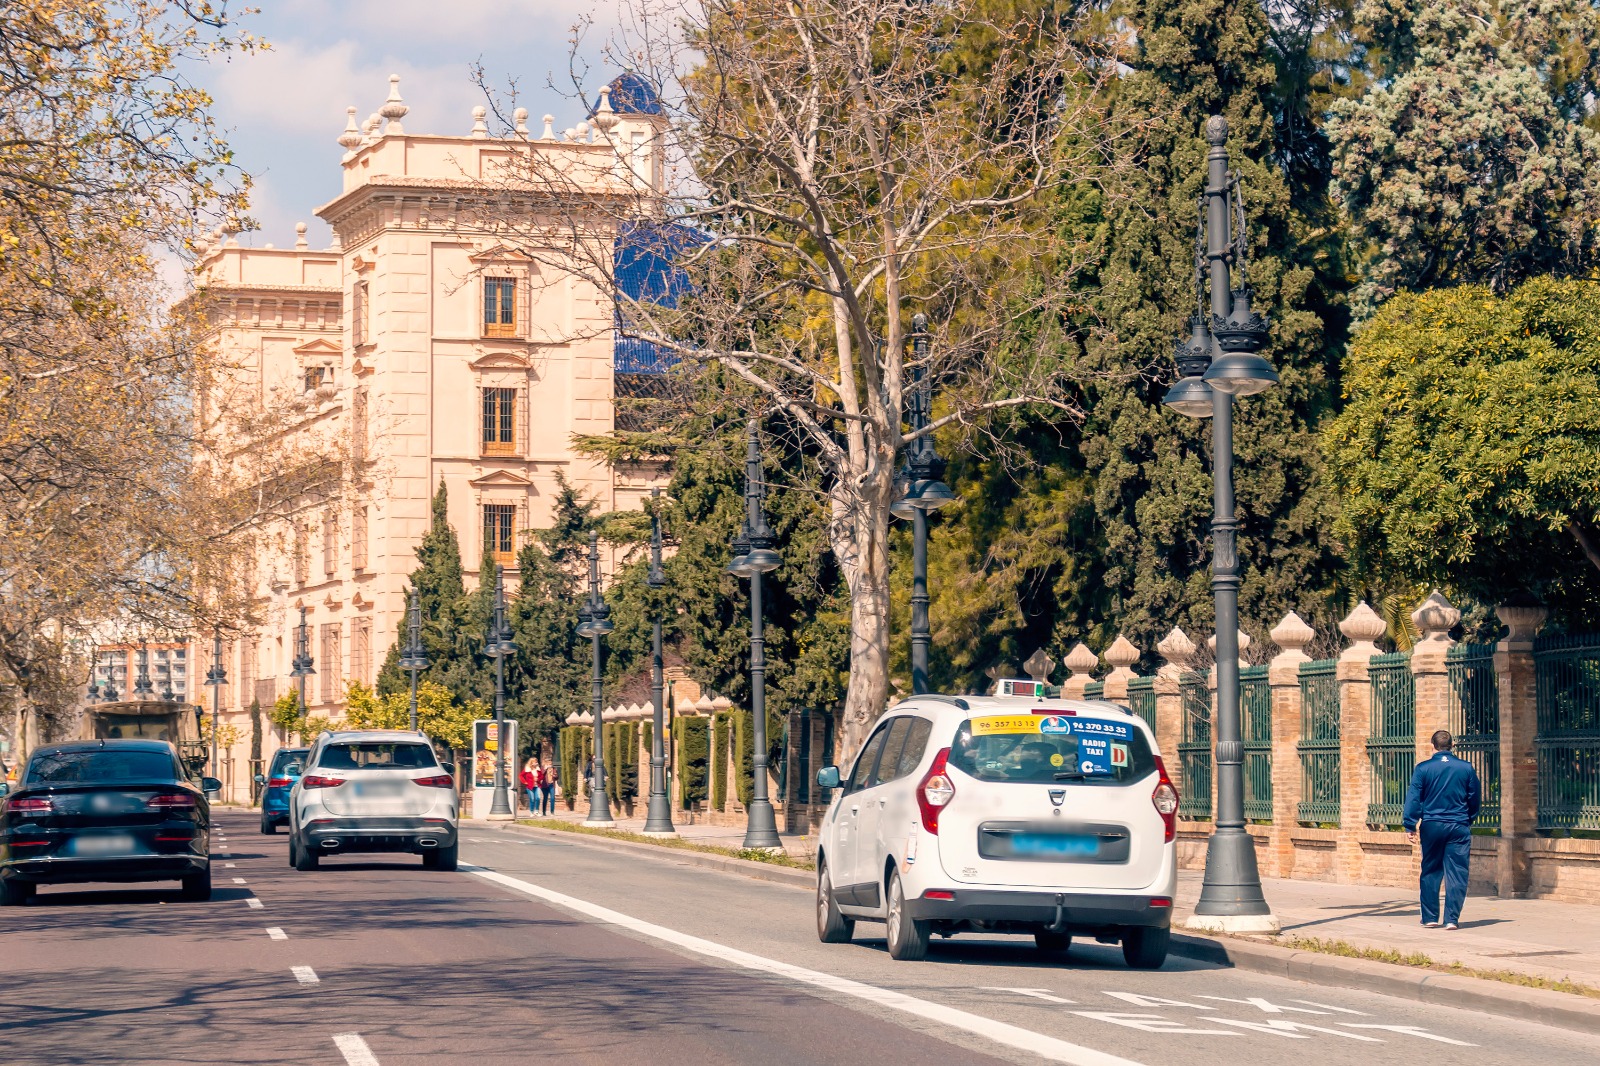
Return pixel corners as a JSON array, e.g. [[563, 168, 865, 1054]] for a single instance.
[[0, 811, 1593, 1066]]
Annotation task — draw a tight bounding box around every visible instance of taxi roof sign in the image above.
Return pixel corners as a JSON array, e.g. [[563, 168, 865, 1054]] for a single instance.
[[996, 678, 1041, 698]]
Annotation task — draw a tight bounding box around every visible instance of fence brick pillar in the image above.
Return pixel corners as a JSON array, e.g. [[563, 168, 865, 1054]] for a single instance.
[[1409, 591, 1460, 762], [1496, 603, 1546, 897], [1061, 642, 1098, 699], [1268, 612, 1314, 878], [1101, 635, 1140, 703], [1154, 628, 1194, 796], [1337, 602, 1386, 879]]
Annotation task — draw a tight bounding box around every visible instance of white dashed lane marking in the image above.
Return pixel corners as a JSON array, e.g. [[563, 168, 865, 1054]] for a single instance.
[[232, 878, 247, 884], [245, 897, 264, 909], [333, 1033, 380, 1065], [266, 928, 287, 940], [291, 966, 319, 986]]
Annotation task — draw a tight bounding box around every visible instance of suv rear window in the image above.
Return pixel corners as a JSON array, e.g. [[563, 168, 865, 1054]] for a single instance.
[[26, 749, 180, 785], [271, 749, 309, 776], [949, 714, 1155, 786], [317, 742, 437, 771]]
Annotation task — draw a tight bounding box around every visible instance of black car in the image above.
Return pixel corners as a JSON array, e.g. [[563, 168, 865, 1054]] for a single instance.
[[0, 740, 219, 905]]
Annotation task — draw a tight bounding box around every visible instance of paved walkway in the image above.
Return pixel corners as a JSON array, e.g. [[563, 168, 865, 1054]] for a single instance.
[[512, 806, 1600, 992]]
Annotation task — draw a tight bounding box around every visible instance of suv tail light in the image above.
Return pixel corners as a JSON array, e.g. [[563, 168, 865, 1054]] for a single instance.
[[916, 747, 955, 834], [1152, 757, 1179, 843], [411, 774, 455, 788], [300, 775, 345, 789], [6, 796, 52, 816], [147, 792, 198, 813], [267, 777, 292, 788]]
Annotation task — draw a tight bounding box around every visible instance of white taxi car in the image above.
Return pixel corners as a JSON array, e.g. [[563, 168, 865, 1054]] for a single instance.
[[814, 685, 1179, 967]]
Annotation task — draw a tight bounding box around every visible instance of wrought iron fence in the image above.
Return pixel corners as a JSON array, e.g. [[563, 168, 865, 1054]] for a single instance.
[[1083, 680, 1105, 700], [1534, 633, 1600, 832], [1178, 671, 1212, 820], [1448, 643, 1501, 830], [1298, 658, 1340, 825], [1127, 676, 1157, 731], [1241, 665, 1272, 822], [1367, 652, 1415, 829]]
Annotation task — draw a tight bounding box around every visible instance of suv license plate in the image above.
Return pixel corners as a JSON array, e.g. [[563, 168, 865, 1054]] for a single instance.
[[1011, 833, 1098, 858], [351, 781, 402, 798]]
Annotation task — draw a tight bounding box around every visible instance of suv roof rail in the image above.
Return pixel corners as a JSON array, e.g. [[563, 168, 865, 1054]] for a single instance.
[[896, 694, 970, 711]]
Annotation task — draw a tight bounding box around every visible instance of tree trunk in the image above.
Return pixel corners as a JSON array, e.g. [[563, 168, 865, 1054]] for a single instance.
[[833, 464, 896, 758]]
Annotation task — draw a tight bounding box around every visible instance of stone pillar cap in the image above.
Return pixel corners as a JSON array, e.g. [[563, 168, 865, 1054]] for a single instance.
[[1064, 642, 1098, 677], [1411, 589, 1460, 641]]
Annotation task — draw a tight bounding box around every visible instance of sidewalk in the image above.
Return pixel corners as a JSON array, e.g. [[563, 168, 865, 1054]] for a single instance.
[[1177, 870, 1600, 992], [503, 806, 1600, 996]]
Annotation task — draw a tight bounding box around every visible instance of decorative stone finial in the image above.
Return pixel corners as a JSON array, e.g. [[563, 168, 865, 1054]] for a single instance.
[[363, 113, 382, 145], [1339, 601, 1387, 659], [1064, 642, 1098, 678], [592, 85, 620, 135], [576, 120, 592, 143], [1106, 635, 1140, 672], [222, 217, 240, 247], [1269, 611, 1314, 655], [328, 231, 342, 251], [1204, 115, 1228, 145], [542, 114, 556, 140], [338, 106, 362, 155], [380, 74, 408, 134], [1023, 648, 1056, 685], [1411, 590, 1460, 644], [513, 107, 529, 135], [470, 105, 489, 138], [1157, 627, 1195, 668], [1207, 628, 1251, 666], [1495, 602, 1547, 643], [294, 222, 308, 250]]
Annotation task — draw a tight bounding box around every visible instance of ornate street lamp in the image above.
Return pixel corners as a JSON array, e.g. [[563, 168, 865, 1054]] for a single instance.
[[891, 313, 956, 695], [643, 488, 677, 836], [289, 607, 316, 729], [398, 588, 429, 732], [132, 642, 154, 700], [576, 531, 616, 827], [484, 565, 517, 820], [728, 418, 783, 850], [1163, 116, 1279, 934], [204, 628, 227, 782]]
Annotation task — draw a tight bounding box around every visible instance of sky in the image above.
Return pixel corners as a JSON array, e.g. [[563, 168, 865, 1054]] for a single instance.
[[191, 0, 624, 256]]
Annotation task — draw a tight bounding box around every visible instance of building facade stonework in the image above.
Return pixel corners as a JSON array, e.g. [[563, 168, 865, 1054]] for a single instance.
[[192, 78, 665, 797]]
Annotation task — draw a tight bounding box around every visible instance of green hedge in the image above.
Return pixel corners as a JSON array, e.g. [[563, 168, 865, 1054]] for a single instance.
[[606, 721, 638, 804], [674, 715, 709, 807], [640, 721, 653, 790], [712, 711, 732, 810], [560, 725, 593, 802], [733, 709, 786, 807]]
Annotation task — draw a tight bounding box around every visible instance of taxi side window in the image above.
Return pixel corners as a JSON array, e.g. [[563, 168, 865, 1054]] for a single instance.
[[886, 717, 933, 783], [866, 718, 913, 788], [845, 724, 892, 794]]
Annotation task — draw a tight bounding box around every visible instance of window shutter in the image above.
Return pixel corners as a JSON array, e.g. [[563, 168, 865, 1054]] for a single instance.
[[352, 281, 366, 348], [477, 386, 485, 455], [516, 387, 530, 458], [351, 388, 367, 464], [516, 498, 529, 563], [517, 273, 531, 339]]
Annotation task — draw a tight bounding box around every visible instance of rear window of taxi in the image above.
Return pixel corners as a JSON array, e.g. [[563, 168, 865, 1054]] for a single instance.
[[947, 712, 1155, 786]]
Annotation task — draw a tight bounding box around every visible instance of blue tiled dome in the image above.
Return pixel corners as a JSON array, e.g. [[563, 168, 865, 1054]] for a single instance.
[[593, 72, 664, 117]]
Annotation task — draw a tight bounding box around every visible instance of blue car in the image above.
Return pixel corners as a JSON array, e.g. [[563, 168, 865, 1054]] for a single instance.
[[257, 747, 310, 834]]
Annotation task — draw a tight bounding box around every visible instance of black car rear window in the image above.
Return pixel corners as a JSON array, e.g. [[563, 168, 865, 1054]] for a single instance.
[[948, 713, 1155, 786], [271, 749, 310, 775], [26, 750, 180, 785], [317, 742, 437, 770]]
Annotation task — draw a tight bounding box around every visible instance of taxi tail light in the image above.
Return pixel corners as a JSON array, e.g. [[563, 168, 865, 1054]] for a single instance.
[[1152, 757, 1179, 843], [267, 777, 292, 788], [5, 796, 53, 815], [300, 775, 345, 789], [146, 792, 198, 813], [916, 747, 955, 835], [411, 774, 455, 788]]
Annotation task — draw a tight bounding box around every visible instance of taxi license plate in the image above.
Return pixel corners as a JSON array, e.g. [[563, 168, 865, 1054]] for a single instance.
[[1011, 833, 1098, 858], [72, 833, 137, 856]]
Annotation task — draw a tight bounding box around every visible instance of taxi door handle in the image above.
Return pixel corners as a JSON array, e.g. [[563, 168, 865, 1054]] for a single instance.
[[850, 805, 859, 815], [877, 798, 887, 808]]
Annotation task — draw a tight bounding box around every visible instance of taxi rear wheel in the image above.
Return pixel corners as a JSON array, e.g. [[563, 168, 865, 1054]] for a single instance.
[[1122, 925, 1170, 969], [816, 859, 854, 944], [884, 869, 930, 961]]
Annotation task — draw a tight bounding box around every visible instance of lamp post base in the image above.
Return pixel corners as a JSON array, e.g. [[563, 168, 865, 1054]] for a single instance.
[[484, 810, 515, 822], [741, 797, 783, 851], [642, 790, 676, 836], [584, 818, 617, 829], [1182, 912, 1281, 935]]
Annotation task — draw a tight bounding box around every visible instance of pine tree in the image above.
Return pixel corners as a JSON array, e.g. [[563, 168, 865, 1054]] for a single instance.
[[1071, 0, 1346, 652], [377, 479, 474, 701]]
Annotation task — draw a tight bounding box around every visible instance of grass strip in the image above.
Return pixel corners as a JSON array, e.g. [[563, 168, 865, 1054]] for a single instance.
[[1280, 935, 1600, 1000], [516, 817, 817, 871]]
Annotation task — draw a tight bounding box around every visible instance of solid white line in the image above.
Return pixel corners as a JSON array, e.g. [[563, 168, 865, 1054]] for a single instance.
[[332, 1033, 379, 1066], [266, 927, 287, 940], [291, 965, 319, 986], [246, 897, 264, 909], [464, 865, 1145, 1066]]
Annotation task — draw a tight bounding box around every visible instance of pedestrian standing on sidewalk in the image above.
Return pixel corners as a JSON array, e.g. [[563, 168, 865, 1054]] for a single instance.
[[520, 758, 539, 813], [538, 761, 556, 815], [1403, 730, 1482, 931]]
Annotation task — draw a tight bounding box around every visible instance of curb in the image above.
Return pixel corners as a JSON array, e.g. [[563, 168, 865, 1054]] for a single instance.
[[483, 821, 1600, 1037], [1169, 930, 1600, 1037]]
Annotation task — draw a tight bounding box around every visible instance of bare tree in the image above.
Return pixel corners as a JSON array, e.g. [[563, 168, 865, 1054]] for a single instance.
[[471, 0, 1118, 750]]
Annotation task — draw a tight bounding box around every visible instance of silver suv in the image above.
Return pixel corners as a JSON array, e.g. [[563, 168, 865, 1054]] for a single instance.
[[288, 730, 459, 871]]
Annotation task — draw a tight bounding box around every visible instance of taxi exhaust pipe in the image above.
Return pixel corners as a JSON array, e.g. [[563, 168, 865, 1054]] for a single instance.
[[320, 839, 341, 849], [417, 838, 439, 848]]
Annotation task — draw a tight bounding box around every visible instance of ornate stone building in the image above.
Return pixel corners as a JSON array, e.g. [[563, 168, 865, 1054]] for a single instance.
[[190, 76, 666, 797]]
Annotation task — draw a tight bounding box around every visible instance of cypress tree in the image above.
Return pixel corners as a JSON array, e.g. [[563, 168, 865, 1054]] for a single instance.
[[377, 479, 472, 699]]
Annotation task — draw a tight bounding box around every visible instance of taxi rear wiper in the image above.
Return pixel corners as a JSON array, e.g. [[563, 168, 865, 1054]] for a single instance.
[[1052, 771, 1087, 780]]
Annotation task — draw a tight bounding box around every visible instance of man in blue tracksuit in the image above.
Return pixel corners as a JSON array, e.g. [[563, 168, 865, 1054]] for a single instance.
[[1403, 730, 1482, 929]]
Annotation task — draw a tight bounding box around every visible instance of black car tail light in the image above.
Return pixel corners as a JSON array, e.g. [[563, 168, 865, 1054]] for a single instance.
[[147, 792, 198, 813], [5, 796, 52, 816]]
